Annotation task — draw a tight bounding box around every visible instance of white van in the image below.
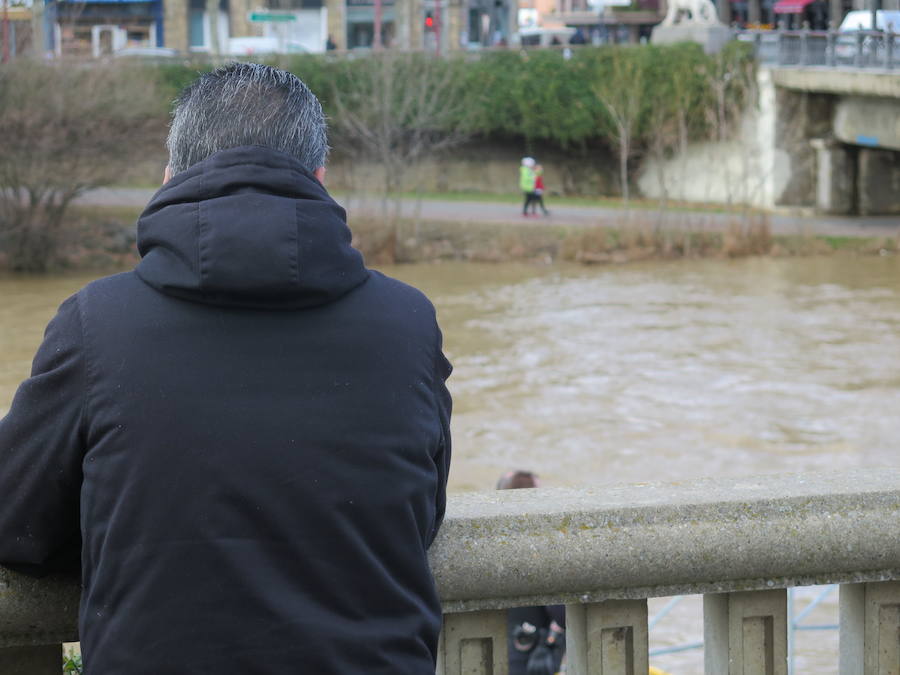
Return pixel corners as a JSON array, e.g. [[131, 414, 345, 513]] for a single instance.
[[835, 10, 900, 64], [838, 9, 900, 32]]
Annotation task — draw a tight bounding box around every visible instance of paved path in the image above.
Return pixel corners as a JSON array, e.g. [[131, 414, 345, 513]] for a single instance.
[[78, 188, 900, 238]]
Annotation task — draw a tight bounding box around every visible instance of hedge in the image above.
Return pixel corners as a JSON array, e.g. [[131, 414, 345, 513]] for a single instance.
[[149, 41, 755, 155]]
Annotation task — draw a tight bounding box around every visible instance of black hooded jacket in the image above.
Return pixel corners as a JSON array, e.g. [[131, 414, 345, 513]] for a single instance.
[[0, 146, 452, 674]]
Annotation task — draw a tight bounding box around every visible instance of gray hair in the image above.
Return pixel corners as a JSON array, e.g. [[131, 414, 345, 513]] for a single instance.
[[167, 62, 328, 176]]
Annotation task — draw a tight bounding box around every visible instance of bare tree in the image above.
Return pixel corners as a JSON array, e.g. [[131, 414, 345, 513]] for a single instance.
[[328, 52, 474, 226], [0, 60, 162, 271], [590, 47, 646, 208]]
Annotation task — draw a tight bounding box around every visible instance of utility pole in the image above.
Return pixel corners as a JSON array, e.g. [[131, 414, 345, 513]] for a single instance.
[[434, 0, 441, 54], [2, 0, 10, 64], [374, 0, 383, 48], [829, 0, 841, 28]]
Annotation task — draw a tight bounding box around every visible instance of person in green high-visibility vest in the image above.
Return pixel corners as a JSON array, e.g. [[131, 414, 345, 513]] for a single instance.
[[520, 156, 537, 216]]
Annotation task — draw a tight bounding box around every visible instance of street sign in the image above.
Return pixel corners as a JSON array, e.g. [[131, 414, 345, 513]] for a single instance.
[[248, 12, 296, 22]]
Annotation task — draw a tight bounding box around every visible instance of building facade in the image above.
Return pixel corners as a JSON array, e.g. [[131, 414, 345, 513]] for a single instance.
[[27, 0, 518, 57], [164, 0, 327, 54], [43, 0, 165, 57], [324, 0, 516, 50]]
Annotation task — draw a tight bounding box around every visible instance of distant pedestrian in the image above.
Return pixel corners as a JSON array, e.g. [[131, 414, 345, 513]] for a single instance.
[[802, 0, 828, 29], [326, 34, 337, 50], [520, 157, 537, 216], [497, 471, 565, 675], [530, 164, 550, 216]]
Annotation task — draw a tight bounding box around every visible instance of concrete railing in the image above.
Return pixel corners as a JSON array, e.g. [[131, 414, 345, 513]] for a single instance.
[[2, 469, 900, 673]]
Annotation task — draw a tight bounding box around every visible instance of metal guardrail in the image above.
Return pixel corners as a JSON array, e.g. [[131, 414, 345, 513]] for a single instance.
[[741, 28, 898, 69]]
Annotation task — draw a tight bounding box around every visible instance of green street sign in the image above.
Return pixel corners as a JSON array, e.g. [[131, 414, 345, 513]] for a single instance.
[[248, 12, 297, 22]]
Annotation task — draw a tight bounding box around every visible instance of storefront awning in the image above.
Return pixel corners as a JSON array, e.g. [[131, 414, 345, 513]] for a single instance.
[[56, 0, 156, 3], [773, 0, 812, 14]]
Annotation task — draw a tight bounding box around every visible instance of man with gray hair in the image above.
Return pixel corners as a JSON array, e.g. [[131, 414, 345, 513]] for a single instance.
[[0, 63, 452, 673]]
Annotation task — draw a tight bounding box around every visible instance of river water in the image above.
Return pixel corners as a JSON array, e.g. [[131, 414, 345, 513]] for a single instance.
[[2, 255, 899, 673]]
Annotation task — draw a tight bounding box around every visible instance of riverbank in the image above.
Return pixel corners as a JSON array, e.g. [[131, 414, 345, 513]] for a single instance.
[[3, 201, 896, 272], [354, 216, 897, 266]]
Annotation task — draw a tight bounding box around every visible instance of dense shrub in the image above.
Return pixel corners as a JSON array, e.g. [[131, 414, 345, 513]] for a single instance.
[[152, 42, 754, 156]]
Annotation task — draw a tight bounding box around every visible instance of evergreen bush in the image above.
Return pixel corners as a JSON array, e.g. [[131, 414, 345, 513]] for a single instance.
[[151, 43, 754, 156]]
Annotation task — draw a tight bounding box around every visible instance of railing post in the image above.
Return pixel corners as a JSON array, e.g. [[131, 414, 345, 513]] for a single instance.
[[439, 609, 509, 675], [704, 589, 788, 675], [0, 645, 62, 675], [855, 32, 865, 68], [800, 27, 809, 65], [886, 31, 894, 70], [565, 599, 648, 675], [839, 581, 900, 675], [827, 29, 836, 67]]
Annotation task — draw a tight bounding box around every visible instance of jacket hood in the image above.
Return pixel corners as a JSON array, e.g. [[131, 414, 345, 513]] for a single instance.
[[135, 146, 368, 310]]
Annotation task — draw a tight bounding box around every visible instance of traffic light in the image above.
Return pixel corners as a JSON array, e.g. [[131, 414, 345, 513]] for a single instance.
[[425, 12, 434, 29]]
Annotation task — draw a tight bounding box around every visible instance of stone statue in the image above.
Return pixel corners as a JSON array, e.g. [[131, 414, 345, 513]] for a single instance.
[[651, 0, 732, 52], [660, 0, 721, 26]]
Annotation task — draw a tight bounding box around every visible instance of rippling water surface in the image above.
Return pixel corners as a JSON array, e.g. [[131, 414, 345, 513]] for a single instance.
[[385, 257, 900, 494], [2, 255, 899, 673]]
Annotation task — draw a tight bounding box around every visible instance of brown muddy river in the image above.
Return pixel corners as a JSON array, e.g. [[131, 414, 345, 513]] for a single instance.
[[2, 255, 899, 673]]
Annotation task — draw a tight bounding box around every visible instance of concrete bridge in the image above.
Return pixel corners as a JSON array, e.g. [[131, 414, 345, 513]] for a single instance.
[[2, 469, 900, 673], [770, 66, 900, 216], [639, 32, 900, 217]]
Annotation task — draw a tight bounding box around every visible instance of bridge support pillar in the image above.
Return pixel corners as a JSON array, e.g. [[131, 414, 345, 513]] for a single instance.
[[811, 138, 856, 214], [839, 581, 900, 674], [0, 645, 62, 675], [704, 589, 788, 675], [858, 148, 900, 215], [565, 599, 649, 675]]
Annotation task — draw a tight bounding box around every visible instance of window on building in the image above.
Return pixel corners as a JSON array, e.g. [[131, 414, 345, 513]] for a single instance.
[[345, 3, 395, 48], [188, 0, 206, 48]]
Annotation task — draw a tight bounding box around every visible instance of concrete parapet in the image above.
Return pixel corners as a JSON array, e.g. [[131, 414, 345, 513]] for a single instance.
[[2, 469, 900, 672], [440, 609, 508, 673], [0, 645, 62, 675], [430, 469, 900, 612], [566, 599, 649, 674], [704, 590, 787, 675], [0, 570, 79, 648], [772, 68, 900, 99], [840, 581, 900, 674]]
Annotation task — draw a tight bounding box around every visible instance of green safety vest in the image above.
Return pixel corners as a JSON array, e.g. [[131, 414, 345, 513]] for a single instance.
[[520, 166, 536, 192]]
